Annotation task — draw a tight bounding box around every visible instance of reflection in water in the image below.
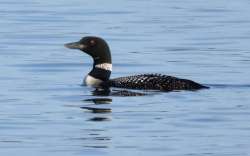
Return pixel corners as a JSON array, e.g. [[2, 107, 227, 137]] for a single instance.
[[80, 106, 112, 113], [92, 88, 147, 96], [69, 129, 111, 149], [81, 88, 147, 119], [92, 88, 111, 96], [79, 88, 148, 149], [82, 88, 148, 115], [81, 93, 112, 122], [83, 145, 109, 149], [82, 87, 148, 115], [79, 107, 111, 148], [83, 98, 112, 104], [111, 89, 147, 96], [79, 95, 112, 148], [207, 83, 250, 89], [87, 117, 111, 122]]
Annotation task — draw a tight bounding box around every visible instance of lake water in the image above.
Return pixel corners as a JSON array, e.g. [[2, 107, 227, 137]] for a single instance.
[[1, 0, 250, 155]]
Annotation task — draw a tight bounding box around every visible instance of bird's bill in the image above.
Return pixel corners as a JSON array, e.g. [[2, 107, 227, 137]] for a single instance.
[[64, 42, 86, 49]]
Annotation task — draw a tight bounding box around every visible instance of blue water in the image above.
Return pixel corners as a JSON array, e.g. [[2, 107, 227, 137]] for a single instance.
[[1, 0, 250, 156]]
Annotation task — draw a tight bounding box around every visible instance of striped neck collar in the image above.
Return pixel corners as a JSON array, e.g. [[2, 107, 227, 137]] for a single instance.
[[95, 63, 112, 71]]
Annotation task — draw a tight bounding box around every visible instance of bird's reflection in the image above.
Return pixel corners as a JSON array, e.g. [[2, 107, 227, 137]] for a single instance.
[[81, 88, 147, 122], [78, 88, 149, 149], [80, 106, 111, 114], [91, 88, 111, 96], [81, 99, 112, 121], [87, 117, 111, 122], [92, 88, 147, 96], [83, 98, 112, 104], [81, 90, 112, 122]]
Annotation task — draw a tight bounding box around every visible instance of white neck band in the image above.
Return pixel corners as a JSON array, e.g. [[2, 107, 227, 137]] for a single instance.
[[95, 63, 112, 71]]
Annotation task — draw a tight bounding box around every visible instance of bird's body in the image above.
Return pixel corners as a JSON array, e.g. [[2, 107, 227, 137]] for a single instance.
[[104, 74, 207, 91], [65, 36, 209, 91]]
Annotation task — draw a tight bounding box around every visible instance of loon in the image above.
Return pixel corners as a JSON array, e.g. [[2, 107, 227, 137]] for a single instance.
[[64, 36, 209, 91]]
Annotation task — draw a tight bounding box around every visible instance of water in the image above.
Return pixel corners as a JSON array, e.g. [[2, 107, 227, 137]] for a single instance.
[[1, 0, 250, 155]]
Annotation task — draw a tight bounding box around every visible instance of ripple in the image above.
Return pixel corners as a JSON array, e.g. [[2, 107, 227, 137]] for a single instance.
[[80, 107, 112, 114], [1, 0, 250, 155], [208, 84, 250, 89]]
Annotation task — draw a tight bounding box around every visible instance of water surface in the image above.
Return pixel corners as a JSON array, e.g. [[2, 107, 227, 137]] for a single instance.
[[1, 0, 250, 156]]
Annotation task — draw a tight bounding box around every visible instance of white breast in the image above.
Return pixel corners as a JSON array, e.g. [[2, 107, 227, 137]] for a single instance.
[[84, 75, 103, 87]]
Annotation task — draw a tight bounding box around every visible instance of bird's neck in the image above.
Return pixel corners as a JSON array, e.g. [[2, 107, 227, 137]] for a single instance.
[[91, 53, 112, 81], [85, 49, 112, 86], [89, 63, 112, 81], [84, 63, 112, 87], [92, 48, 112, 66]]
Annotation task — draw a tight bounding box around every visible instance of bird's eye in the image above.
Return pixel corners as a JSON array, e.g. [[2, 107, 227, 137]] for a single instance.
[[89, 40, 96, 46]]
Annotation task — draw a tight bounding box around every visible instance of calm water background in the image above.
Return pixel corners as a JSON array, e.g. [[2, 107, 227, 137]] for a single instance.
[[1, 0, 250, 155]]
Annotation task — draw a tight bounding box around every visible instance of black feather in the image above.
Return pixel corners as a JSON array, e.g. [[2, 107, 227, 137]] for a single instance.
[[101, 74, 208, 91]]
